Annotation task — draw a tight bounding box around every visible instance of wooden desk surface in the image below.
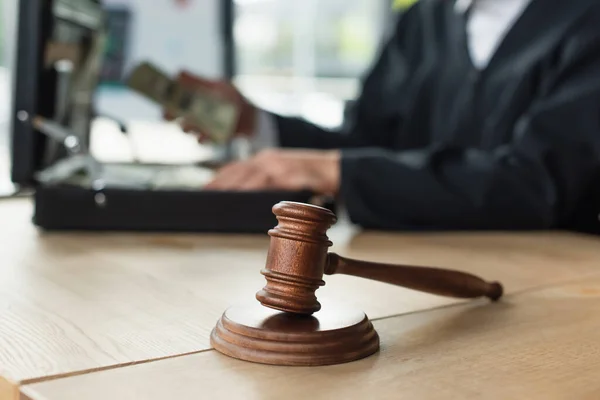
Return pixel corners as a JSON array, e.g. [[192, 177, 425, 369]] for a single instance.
[[21, 276, 600, 400], [2, 198, 600, 399]]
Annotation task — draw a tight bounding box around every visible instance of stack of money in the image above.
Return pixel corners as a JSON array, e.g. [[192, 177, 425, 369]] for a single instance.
[[126, 62, 240, 144]]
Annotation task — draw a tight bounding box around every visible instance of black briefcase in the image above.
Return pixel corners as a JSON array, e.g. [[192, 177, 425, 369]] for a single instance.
[[31, 182, 319, 233]]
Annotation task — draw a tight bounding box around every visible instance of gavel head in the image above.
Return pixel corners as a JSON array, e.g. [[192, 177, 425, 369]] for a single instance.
[[256, 201, 337, 315]]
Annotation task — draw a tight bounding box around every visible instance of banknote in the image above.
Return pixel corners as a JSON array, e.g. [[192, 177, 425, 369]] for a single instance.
[[126, 62, 173, 104], [125, 61, 240, 144]]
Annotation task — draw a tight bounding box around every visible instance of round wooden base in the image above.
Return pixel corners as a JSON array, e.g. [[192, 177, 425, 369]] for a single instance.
[[210, 303, 379, 366]]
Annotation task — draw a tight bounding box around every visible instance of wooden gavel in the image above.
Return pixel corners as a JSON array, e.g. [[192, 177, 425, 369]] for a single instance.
[[256, 201, 503, 315]]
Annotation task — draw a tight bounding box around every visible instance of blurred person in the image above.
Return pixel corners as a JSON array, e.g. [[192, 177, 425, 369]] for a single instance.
[[170, 0, 600, 232]]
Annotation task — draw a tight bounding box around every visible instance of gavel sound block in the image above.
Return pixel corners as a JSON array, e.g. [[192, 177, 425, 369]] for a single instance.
[[210, 202, 503, 366]]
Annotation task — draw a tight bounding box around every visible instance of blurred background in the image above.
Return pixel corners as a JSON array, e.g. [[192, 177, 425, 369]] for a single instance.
[[0, 0, 16, 194], [0, 0, 410, 193]]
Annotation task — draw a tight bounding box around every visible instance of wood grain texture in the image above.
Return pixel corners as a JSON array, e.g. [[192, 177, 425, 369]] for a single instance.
[[2, 198, 600, 394], [256, 201, 337, 314], [22, 277, 600, 400], [210, 303, 379, 366], [0, 377, 18, 400], [326, 252, 503, 301]]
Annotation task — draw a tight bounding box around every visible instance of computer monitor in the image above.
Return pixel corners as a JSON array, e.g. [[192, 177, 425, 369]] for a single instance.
[[11, 0, 104, 186]]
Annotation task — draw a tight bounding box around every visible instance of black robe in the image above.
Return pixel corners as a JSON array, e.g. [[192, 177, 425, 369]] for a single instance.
[[272, 0, 600, 233]]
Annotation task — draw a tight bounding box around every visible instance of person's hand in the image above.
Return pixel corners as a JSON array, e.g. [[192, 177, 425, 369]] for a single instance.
[[163, 71, 258, 142], [205, 149, 341, 195]]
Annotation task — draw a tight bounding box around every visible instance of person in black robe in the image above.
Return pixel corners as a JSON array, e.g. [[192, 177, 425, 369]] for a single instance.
[[173, 0, 600, 233]]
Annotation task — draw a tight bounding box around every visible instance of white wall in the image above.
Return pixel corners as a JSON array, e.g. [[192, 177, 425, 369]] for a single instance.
[[103, 0, 223, 79], [0, 0, 17, 193], [96, 0, 225, 120], [1, 0, 17, 124]]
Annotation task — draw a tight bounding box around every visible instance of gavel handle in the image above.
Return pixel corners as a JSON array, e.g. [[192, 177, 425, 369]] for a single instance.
[[325, 253, 503, 301]]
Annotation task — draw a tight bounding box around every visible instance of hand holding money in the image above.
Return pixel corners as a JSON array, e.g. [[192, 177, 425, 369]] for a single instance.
[[127, 62, 257, 144], [165, 71, 258, 143]]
